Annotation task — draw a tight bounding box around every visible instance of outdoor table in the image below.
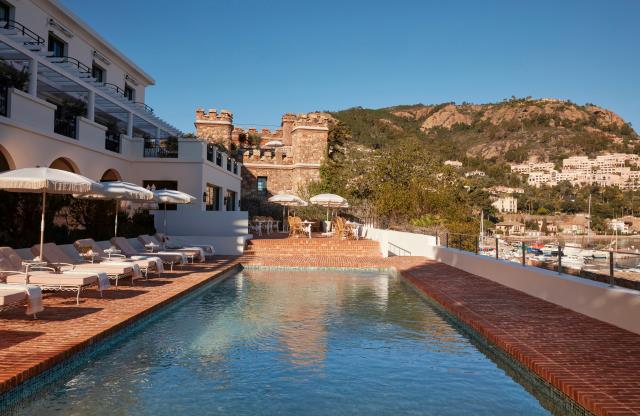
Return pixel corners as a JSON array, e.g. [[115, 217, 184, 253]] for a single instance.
[[144, 242, 159, 253], [103, 248, 121, 259]]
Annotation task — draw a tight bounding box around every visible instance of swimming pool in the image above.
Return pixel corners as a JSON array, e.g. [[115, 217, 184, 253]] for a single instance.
[[9, 269, 555, 415]]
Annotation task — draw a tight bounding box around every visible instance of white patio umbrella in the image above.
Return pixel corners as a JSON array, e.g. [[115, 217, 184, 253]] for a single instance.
[[310, 193, 349, 220], [153, 189, 196, 234], [264, 140, 284, 147], [268, 193, 308, 230], [74, 181, 154, 237], [0, 167, 102, 260]]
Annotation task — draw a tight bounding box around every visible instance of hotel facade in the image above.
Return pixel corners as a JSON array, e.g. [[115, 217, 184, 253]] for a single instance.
[[0, 0, 248, 253]]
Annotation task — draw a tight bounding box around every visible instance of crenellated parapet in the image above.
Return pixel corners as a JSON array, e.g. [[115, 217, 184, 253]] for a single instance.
[[291, 112, 330, 131], [195, 108, 233, 124]]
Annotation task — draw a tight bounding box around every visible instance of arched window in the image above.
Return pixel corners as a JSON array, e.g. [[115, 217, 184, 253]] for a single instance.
[[49, 157, 78, 173], [100, 169, 121, 182]]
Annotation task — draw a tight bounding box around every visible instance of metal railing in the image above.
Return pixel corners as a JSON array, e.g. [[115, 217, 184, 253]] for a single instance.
[[133, 101, 154, 113], [49, 55, 91, 76], [105, 132, 121, 153], [435, 230, 640, 290], [388, 242, 411, 256], [143, 138, 178, 158], [0, 84, 7, 117], [1, 19, 45, 46], [54, 116, 76, 139]]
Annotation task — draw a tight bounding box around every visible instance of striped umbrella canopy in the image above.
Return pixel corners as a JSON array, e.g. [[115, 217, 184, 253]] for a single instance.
[[310, 193, 349, 220], [0, 167, 102, 259]]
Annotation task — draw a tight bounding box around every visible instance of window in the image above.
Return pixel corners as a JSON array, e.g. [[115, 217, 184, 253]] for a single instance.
[[124, 84, 134, 101], [0, 2, 11, 22], [204, 183, 219, 211], [92, 63, 104, 83], [48, 33, 65, 57], [142, 180, 177, 210], [257, 176, 267, 196], [225, 190, 236, 211]]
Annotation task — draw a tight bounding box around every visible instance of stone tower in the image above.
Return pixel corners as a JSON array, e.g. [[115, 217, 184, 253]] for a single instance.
[[194, 108, 233, 147]]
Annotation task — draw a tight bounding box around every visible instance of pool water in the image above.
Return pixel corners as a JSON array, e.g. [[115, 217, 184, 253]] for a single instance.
[[14, 270, 552, 415]]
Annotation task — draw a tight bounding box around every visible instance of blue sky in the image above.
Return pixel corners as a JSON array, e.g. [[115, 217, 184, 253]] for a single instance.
[[61, 0, 639, 133]]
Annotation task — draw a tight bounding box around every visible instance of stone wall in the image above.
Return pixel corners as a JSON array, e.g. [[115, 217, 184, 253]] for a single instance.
[[194, 108, 330, 204]]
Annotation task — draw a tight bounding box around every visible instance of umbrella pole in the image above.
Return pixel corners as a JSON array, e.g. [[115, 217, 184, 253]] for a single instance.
[[114, 199, 119, 237], [326, 208, 329, 221], [39, 190, 46, 260], [164, 204, 167, 234], [282, 206, 285, 231]]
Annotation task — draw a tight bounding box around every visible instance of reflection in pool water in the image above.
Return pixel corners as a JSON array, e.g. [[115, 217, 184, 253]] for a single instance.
[[15, 270, 552, 415]]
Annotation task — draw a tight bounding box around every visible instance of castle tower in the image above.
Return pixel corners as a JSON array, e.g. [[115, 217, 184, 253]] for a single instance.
[[194, 108, 234, 148], [280, 113, 296, 146], [291, 113, 329, 165]]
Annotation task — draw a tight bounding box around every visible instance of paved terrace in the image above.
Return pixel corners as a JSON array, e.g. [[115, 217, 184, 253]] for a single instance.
[[1, 236, 640, 415]]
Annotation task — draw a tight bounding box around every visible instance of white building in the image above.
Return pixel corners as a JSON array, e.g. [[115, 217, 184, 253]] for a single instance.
[[491, 196, 517, 213], [0, 0, 248, 253], [464, 170, 485, 178], [444, 160, 462, 168]]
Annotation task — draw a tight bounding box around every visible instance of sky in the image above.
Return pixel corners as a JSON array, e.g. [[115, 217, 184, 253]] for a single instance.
[[61, 0, 640, 133]]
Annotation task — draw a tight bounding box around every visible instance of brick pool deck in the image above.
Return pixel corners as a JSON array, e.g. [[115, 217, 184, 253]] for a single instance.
[[2, 237, 640, 415]]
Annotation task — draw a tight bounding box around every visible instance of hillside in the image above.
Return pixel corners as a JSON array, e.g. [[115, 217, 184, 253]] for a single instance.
[[329, 98, 638, 166]]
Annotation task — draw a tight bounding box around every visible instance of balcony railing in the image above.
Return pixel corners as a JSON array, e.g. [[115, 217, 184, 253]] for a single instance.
[[216, 152, 222, 167], [49, 55, 91, 76], [233, 161, 238, 174], [133, 101, 154, 113], [143, 137, 178, 158], [0, 85, 7, 117], [1, 19, 45, 46], [54, 116, 77, 139], [226, 157, 232, 171], [206, 144, 215, 163], [105, 132, 121, 153]]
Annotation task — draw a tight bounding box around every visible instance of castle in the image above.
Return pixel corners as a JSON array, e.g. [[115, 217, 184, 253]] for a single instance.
[[194, 108, 330, 201]]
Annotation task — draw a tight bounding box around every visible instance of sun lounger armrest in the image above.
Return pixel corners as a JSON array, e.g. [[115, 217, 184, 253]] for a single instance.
[[104, 253, 126, 259], [29, 266, 57, 272], [1, 270, 30, 284], [51, 262, 76, 271]]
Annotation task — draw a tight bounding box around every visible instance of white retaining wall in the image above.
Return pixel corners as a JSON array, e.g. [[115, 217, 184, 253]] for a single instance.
[[367, 227, 640, 335]]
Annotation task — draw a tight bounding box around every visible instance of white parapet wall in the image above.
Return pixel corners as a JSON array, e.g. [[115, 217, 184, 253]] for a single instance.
[[366, 227, 640, 335], [154, 209, 250, 255]]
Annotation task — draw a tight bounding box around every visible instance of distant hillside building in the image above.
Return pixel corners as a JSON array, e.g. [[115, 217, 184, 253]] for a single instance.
[[492, 196, 518, 213], [444, 160, 462, 168], [194, 109, 330, 200]]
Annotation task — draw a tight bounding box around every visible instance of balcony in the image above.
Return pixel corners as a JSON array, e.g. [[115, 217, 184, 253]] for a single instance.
[[143, 137, 178, 158], [206, 143, 215, 163], [105, 132, 121, 153], [216, 151, 222, 167], [54, 115, 77, 139]]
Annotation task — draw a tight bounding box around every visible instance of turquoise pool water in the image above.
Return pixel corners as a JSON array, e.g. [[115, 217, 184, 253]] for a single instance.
[[12, 269, 553, 415]]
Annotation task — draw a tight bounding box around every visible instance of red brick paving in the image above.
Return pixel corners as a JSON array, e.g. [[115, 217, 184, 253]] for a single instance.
[[3, 237, 640, 415], [0, 256, 240, 395]]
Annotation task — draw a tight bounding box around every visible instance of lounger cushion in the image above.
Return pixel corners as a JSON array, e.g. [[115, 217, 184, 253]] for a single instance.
[[0, 247, 26, 272], [6, 273, 97, 286], [140, 235, 201, 259], [0, 288, 26, 306], [65, 263, 132, 275], [32, 243, 132, 275]]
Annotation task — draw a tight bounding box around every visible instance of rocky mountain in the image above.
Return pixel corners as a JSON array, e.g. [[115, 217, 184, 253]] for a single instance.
[[330, 98, 638, 165]]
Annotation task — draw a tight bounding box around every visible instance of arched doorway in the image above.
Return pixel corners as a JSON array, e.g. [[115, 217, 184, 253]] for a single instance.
[[49, 157, 78, 173], [0, 146, 13, 172], [101, 169, 121, 182]]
